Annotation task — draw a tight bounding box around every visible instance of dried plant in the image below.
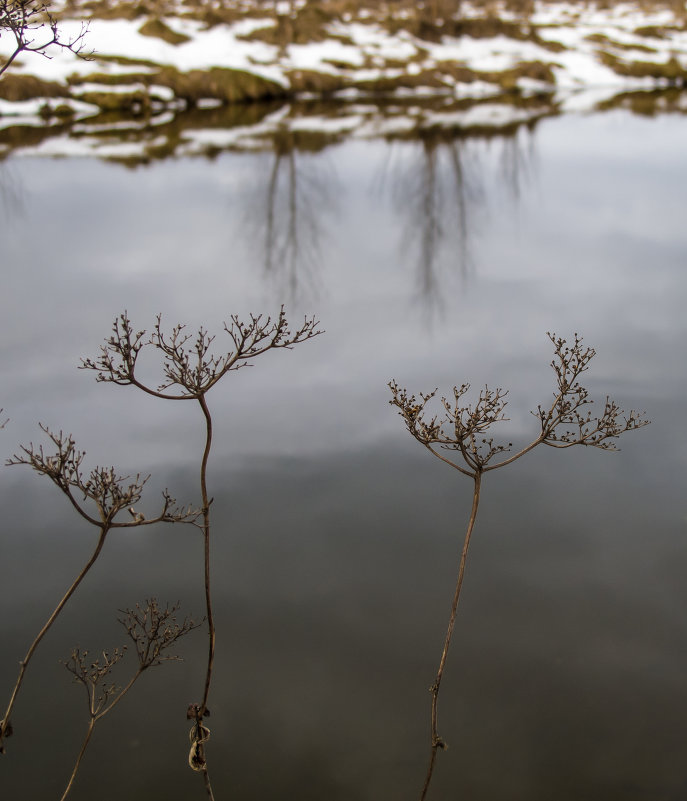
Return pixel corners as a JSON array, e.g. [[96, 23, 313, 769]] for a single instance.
[[0, 427, 199, 754], [81, 306, 322, 797], [0, 0, 88, 78], [60, 599, 200, 801], [389, 332, 649, 800]]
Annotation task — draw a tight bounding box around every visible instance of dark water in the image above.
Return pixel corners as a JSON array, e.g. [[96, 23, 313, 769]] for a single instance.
[[1, 109, 687, 800]]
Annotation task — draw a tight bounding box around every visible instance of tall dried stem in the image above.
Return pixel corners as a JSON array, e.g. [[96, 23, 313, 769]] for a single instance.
[[81, 307, 322, 795], [389, 332, 649, 800]]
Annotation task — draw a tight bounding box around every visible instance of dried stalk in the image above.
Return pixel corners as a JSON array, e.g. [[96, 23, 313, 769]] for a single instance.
[[81, 307, 322, 795], [0, 428, 198, 754], [389, 332, 649, 800], [60, 600, 200, 801]]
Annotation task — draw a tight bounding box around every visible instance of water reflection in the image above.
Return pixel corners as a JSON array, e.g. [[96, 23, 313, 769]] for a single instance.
[[382, 130, 479, 312], [243, 123, 340, 302], [1, 110, 687, 801], [0, 159, 25, 220], [375, 125, 536, 319]]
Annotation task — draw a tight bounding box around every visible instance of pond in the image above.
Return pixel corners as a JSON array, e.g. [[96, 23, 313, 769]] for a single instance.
[[1, 105, 687, 800]]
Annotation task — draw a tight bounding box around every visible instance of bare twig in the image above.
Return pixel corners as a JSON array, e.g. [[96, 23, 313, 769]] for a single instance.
[[0, 0, 88, 78]]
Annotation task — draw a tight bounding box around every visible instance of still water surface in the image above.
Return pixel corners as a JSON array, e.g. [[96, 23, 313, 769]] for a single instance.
[[1, 109, 687, 800]]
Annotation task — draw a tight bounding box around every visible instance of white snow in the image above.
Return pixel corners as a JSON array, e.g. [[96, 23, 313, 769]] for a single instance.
[[427, 34, 556, 71]]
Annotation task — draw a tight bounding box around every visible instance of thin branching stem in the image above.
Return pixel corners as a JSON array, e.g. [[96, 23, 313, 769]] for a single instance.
[[420, 471, 481, 801], [81, 309, 321, 796], [60, 667, 144, 801], [0, 524, 109, 753], [60, 601, 200, 799], [0, 429, 198, 753], [389, 332, 649, 800]]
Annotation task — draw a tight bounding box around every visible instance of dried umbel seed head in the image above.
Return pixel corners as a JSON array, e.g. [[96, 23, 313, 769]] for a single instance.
[[389, 332, 649, 476], [80, 307, 323, 399]]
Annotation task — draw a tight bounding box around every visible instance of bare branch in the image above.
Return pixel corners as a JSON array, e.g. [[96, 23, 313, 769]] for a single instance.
[[0, 0, 88, 79]]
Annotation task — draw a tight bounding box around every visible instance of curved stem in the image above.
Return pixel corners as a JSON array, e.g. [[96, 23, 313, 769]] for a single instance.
[[0, 525, 110, 753], [198, 394, 215, 716], [60, 718, 96, 801], [419, 471, 482, 801], [196, 394, 217, 801]]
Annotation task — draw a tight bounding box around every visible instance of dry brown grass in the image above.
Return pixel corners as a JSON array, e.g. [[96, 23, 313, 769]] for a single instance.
[[598, 49, 687, 80], [0, 73, 69, 100], [154, 65, 287, 102], [138, 17, 191, 43], [597, 85, 687, 113]]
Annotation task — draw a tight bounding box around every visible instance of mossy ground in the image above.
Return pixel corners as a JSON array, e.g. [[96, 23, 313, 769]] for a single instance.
[[138, 17, 191, 44], [0, 74, 69, 101], [599, 49, 687, 81]]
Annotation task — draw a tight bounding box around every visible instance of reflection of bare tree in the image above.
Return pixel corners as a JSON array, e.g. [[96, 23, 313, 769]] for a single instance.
[[499, 123, 537, 202], [0, 158, 26, 222], [245, 124, 339, 304], [379, 129, 481, 317], [378, 123, 537, 320]]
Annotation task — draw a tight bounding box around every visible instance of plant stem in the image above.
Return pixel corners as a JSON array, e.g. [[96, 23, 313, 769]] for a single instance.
[[60, 669, 142, 800], [202, 767, 216, 801], [60, 718, 96, 801], [420, 470, 482, 801], [0, 525, 109, 753], [198, 393, 215, 715], [197, 395, 217, 801]]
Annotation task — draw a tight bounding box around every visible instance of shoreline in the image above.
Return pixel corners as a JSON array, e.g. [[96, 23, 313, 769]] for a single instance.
[[1, 0, 687, 160]]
